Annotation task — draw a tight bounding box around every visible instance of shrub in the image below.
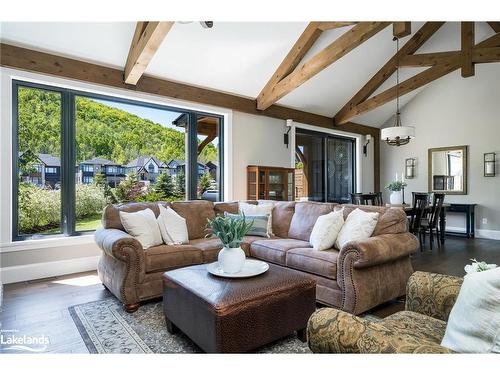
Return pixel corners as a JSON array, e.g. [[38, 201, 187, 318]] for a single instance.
[[115, 172, 144, 202], [198, 172, 213, 195], [18, 183, 61, 233], [154, 173, 175, 198], [18, 183, 106, 233], [75, 184, 106, 219]]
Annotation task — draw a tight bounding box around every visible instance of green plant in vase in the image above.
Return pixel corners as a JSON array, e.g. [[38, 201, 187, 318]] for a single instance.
[[385, 180, 407, 205], [206, 214, 253, 273]]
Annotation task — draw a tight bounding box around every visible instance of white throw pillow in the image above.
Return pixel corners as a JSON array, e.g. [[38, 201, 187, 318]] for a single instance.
[[119, 208, 163, 249], [239, 202, 274, 237], [334, 208, 379, 250], [157, 205, 189, 245], [309, 209, 344, 251], [441, 267, 500, 353]]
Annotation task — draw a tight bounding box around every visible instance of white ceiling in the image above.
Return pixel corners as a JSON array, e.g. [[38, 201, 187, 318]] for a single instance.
[[1, 21, 496, 128]]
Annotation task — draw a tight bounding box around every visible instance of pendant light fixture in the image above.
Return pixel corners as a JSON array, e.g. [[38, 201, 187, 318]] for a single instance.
[[381, 36, 415, 146]]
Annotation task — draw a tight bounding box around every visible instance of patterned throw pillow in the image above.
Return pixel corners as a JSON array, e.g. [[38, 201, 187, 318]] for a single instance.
[[225, 213, 270, 238], [239, 202, 274, 236]]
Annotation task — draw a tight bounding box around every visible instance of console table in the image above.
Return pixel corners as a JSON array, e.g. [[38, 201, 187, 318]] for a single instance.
[[446, 203, 476, 238]]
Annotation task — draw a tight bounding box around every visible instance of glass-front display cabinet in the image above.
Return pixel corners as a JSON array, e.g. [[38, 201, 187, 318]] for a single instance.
[[247, 165, 295, 201]]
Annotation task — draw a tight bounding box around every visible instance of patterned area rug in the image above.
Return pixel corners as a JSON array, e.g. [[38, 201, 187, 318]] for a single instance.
[[69, 297, 311, 354]]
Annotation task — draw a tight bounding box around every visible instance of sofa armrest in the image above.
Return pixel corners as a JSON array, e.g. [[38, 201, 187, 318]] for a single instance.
[[341, 232, 418, 269], [405, 271, 463, 321], [307, 308, 453, 354], [94, 228, 144, 263]]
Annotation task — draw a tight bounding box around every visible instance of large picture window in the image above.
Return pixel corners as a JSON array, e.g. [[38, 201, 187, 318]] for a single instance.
[[12, 80, 224, 240]]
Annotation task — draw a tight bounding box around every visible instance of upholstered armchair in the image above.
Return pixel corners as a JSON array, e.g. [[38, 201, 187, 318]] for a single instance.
[[307, 271, 463, 353]]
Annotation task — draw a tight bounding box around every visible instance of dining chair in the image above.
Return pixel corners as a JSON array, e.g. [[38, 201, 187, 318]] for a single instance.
[[410, 193, 430, 251], [350, 193, 383, 206], [419, 193, 445, 250]]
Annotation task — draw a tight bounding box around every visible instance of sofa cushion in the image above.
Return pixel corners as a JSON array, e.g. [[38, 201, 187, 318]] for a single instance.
[[103, 201, 169, 231], [240, 235, 262, 255], [189, 237, 223, 263], [288, 202, 337, 241], [145, 244, 202, 273], [271, 201, 296, 238], [171, 201, 215, 240], [340, 204, 407, 235], [250, 238, 311, 265], [214, 201, 239, 216], [286, 247, 339, 280]]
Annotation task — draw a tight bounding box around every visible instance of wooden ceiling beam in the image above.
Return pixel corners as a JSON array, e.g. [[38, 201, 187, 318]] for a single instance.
[[256, 22, 323, 110], [475, 32, 500, 48], [461, 22, 475, 77], [393, 22, 411, 38], [334, 22, 445, 125], [0, 43, 380, 137], [124, 21, 174, 85], [399, 51, 460, 67], [487, 22, 500, 33], [317, 22, 358, 31], [257, 22, 390, 111], [398, 47, 500, 67], [340, 62, 460, 122], [472, 47, 500, 63]]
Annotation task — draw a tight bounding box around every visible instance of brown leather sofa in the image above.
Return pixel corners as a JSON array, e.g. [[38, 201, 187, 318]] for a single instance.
[[95, 200, 418, 313]]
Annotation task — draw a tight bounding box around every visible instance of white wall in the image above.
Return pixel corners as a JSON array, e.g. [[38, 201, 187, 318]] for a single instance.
[[230, 112, 292, 200], [381, 64, 500, 239]]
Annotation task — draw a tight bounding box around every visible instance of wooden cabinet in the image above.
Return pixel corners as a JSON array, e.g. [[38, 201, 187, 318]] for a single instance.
[[247, 165, 295, 201]]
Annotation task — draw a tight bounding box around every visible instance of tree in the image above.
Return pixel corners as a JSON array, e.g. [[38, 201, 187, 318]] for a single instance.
[[93, 172, 117, 204], [198, 172, 213, 196], [154, 173, 175, 198], [115, 172, 143, 202], [175, 171, 186, 198]]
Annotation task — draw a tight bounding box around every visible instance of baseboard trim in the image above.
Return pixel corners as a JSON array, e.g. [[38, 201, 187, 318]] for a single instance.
[[476, 229, 500, 241], [0, 256, 100, 284]]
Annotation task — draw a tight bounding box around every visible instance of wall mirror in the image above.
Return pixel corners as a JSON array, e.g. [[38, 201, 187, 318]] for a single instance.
[[428, 145, 468, 194]]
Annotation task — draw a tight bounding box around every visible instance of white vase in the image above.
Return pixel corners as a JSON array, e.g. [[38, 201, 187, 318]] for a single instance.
[[390, 191, 403, 205], [218, 246, 246, 274]]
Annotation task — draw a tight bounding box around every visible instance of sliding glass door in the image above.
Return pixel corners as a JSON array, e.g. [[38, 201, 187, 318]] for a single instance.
[[295, 129, 355, 203]]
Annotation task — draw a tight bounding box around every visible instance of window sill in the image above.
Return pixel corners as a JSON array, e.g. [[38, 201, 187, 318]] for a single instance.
[[0, 234, 96, 253]]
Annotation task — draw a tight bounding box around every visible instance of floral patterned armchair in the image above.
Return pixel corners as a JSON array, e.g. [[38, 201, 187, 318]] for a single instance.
[[307, 271, 463, 353]]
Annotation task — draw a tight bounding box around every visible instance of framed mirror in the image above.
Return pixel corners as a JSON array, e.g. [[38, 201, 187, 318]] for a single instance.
[[428, 145, 468, 194]]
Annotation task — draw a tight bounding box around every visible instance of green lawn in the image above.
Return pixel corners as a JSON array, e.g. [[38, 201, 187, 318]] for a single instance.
[[75, 213, 103, 232]]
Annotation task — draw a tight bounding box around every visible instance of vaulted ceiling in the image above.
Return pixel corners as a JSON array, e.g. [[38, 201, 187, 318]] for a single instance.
[[1, 21, 497, 128]]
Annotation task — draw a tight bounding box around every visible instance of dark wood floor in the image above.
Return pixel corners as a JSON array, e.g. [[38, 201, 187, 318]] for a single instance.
[[1, 236, 499, 353]]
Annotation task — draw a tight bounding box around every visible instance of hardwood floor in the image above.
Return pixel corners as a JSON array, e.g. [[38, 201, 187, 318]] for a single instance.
[[1, 236, 499, 353]]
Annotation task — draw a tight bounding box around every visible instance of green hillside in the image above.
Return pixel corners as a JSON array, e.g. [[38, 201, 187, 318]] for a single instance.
[[17, 87, 218, 164]]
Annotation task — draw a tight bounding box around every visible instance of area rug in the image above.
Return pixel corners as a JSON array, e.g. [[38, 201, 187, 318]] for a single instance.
[[69, 297, 311, 354]]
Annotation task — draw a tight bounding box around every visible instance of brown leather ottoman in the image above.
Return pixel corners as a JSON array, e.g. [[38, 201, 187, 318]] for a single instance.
[[162, 263, 316, 353]]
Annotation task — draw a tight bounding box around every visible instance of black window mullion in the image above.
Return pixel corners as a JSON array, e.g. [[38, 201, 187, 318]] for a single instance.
[[186, 113, 198, 200], [61, 90, 75, 235]]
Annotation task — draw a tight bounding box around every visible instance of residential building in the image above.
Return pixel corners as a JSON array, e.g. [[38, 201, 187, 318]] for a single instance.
[[126, 155, 168, 183], [19, 152, 61, 188], [167, 159, 208, 178], [79, 157, 126, 187]]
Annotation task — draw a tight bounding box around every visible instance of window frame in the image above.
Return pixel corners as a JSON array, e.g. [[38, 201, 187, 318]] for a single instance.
[[12, 80, 224, 241]]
